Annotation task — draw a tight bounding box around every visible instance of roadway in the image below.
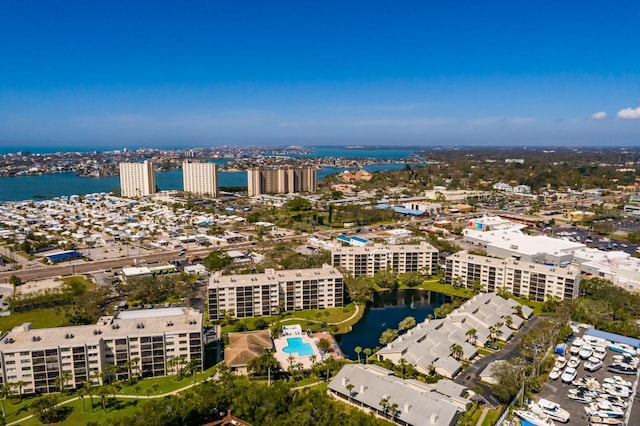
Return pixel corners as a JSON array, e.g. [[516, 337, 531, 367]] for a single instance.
[[0, 235, 304, 283]]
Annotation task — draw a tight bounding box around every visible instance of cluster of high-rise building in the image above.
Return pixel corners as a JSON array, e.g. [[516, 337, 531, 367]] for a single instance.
[[247, 166, 316, 196], [119, 161, 316, 198]]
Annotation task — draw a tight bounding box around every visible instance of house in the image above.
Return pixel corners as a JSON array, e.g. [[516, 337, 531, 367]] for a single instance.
[[224, 330, 274, 375], [328, 364, 471, 426]]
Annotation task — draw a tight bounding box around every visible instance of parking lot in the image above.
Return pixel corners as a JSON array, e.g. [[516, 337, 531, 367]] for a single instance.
[[535, 331, 640, 425]]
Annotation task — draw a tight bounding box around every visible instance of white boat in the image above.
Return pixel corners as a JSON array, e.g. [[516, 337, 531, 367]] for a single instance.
[[593, 346, 607, 360], [580, 344, 594, 359], [596, 396, 627, 409], [607, 363, 638, 375], [611, 355, 638, 365], [554, 356, 567, 369], [549, 367, 562, 380], [609, 343, 637, 356], [514, 410, 556, 426], [561, 367, 577, 383], [608, 376, 632, 387], [570, 339, 584, 355], [534, 399, 570, 423], [589, 415, 622, 425], [567, 356, 580, 368], [567, 392, 594, 404], [584, 357, 603, 372], [602, 385, 630, 398]]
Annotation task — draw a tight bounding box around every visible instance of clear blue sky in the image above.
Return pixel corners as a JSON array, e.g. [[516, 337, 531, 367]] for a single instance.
[[1, 1, 639, 148]]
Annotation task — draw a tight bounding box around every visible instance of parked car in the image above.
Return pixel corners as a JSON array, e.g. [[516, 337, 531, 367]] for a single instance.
[[485, 342, 499, 350]]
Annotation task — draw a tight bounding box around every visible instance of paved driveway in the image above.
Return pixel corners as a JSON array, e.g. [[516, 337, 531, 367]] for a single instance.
[[455, 315, 546, 407]]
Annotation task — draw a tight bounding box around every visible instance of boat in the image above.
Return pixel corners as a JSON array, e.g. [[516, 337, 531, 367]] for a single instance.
[[608, 376, 632, 387], [593, 346, 607, 361], [609, 343, 637, 356], [554, 356, 567, 369], [567, 392, 594, 404], [570, 339, 584, 355], [580, 344, 594, 359], [596, 396, 627, 409], [589, 416, 622, 425], [534, 399, 570, 423], [584, 402, 624, 419], [611, 354, 638, 365], [561, 367, 577, 383], [514, 410, 556, 426], [584, 357, 603, 372], [567, 356, 580, 368], [602, 385, 630, 398], [607, 363, 638, 375], [549, 367, 562, 380]]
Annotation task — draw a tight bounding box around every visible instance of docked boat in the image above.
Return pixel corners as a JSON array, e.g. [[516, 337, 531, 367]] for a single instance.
[[514, 410, 556, 426], [606, 376, 632, 388], [602, 385, 630, 398], [561, 367, 577, 383], [585, 402, 624, 419], [567, 391, 594, 404], [609, 343, 637, 356], [589, 416, 622, 425], [549, 367, 562, 380], [554, 356, 567, 369], [607, 363, 638, 375], [567, 356, 580, 369], [596, 396, 627, 409], [570, 339, 584, 355], [593, 346, 607, 360], [580, 344, 595, 359], [584, 357, 603, 372], [534, 399, 570, 423]]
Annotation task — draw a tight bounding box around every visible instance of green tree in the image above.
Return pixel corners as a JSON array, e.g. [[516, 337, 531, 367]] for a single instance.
[[8, 275, 22, 287], [379, 328, 398, 345], [399, 271, 423, 287], [317, 338, 331, 353], [466, 328, 478, 345], [363, 348, 372, 364], [354, 346, 362, 363], [450, 344, 464, 360], [286, 197, 312, 212], [248, 351, 280, 377], [31, 394, 61, 424], [398, 316, 416, 332], [203, 250, 232, 270], [373, 268, 398, 290]]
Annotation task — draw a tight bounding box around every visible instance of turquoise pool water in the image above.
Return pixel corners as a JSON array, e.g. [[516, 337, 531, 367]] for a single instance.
[[282, 337, 315, 357]]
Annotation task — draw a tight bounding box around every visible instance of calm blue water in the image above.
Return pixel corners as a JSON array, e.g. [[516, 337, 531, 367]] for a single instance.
[[0, 163, 408, 201], [336, 289, 449, 360], [282, 337, 316, 357]]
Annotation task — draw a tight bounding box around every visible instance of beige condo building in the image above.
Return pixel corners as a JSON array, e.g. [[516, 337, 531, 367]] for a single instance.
[[0, 308, 203, 395], [119, 160, 156, 197], [247, 167, 317, 196], [182, 160, 219, 197], [208, 265, 343, 320]]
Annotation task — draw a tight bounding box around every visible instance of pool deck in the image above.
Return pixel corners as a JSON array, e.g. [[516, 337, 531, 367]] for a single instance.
[[273, 331, 344, 371]]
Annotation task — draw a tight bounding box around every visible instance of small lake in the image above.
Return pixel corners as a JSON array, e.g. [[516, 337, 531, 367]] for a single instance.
[[336, 289, 450, 360]]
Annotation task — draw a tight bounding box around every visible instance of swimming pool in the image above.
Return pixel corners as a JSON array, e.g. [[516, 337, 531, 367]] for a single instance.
[[282, 337, 316, 357]]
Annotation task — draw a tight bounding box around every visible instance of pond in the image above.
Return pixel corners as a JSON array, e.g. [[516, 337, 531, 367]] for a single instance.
[[336, 288, 450, 360]]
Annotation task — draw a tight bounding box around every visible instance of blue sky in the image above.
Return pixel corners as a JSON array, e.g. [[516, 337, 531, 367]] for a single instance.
[[1, 1, 639, 148]]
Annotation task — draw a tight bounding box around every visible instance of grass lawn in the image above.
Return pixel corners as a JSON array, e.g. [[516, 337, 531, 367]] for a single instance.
[[220, 303, 363, 335], [415, 280, 475, 299], [511, 296, 544, 315], [2, 394, 78, 425], [18, 397, 142, 426], [481, 408, 503, 426], [117, 365, 217, 396], [0, 307, 65, 331]]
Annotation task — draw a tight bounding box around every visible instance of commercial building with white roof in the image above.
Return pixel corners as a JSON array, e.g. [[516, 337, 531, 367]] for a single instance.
[[0, 307, 203, 395], [328, 364, 473, 426]]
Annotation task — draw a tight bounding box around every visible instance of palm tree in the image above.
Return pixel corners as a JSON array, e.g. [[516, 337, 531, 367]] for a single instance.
[[84, 381, 95, 412], [354, 346, 362, 363], [450, 344, 464, 360], [427, 363, 436, 377], [363, 348, 372, 364], [514, 304, 523, 317], [389, 402, 399, 420], [345, 383, 354, 403], [379, 397, 390, 418], [134, 384, 141, 399], [309, 354, 317, 366], [184, 359, 200, 384], [14, 380, 27, 403], [0, 383, 12, 418], [152, 383, 159, 396], [78, 387, 86, 412], [504, 315, 513, 329], [145, 388, 152, 399], [466, 328, 478, 345]]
